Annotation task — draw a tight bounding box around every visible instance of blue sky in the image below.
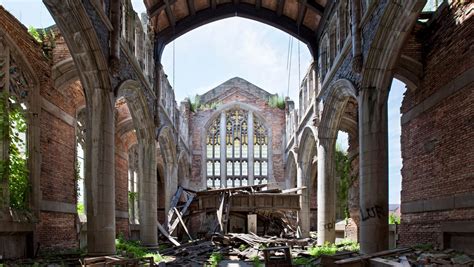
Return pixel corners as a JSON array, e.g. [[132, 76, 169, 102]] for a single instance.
[[1, 1, 405, 204]]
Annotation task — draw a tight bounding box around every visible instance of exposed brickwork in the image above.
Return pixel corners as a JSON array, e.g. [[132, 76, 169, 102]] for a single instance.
[[399, 2, 474, 247], [37, 212, 78, 250], [116, 218, 130, 239]]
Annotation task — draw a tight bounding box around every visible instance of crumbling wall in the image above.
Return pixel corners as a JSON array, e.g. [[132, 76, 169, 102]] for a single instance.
[[399, 2, 474, 248]]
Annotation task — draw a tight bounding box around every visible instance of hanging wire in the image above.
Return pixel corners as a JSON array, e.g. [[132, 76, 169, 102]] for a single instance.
[[173, 40, 176, 90], [298, 39, 301, 89], [286, 37, 293, 97]]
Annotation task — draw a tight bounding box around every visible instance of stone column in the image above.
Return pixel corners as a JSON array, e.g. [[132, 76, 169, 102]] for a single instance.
[[359, 87, 389, 253], [297, 163, 310, 237], [317, 138, 336, 245], [85, 90, 116, 255], [247, 111, 254, 185], [220, 112, 226, 187], [138, 140, 157, 246]]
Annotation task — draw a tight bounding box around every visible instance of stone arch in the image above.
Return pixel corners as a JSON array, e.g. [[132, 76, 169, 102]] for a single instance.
[[116, 79, 157, 246], [44, 0, 118, 253], [51, 57, 79, 92], [116, 80, 154, 141], [297, 125, 318, 237], [158, 125, 178, 221], [285, 150, 298, 189], [358, 0, 425, 253], [201, 101, 274, 186], [319, 79, 358, 141], [394, 55, 423, 92]]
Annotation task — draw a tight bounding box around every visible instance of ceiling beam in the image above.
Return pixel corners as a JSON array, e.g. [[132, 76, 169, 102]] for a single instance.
[[148, 0, 177, 18], [297, 0, 307, 27], [164, 0, 176, 27], [277, 0, 285, 16], [211, 0, 217, 10], [300, 0, 324, 16], [187, 0, 196, 16]]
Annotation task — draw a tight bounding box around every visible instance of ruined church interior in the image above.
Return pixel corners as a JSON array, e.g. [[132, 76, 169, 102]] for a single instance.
[[0, 0, 473, 265]]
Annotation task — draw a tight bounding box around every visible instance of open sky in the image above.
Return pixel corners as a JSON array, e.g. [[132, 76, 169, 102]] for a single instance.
[[1, 0, 405, 204]]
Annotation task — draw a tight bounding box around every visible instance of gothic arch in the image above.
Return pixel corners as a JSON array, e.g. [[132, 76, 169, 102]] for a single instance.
[[318, 79, 358, 141], [51, 57, 79, 92], [177, 150, 190, 188]]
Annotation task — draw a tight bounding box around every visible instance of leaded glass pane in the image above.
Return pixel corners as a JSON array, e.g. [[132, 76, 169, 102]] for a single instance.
[[207, 145, 213, 158], [242, 144, 248, 157], [215, 162, 220, 175], [227, 161, 232, 175], [207, 161, 213, 176], [242, 161, 248, 176], [254, 162, 260, 175], [234, 139, 241, 158], [262, 144, 268, 158], [262, 161, 268, 175]]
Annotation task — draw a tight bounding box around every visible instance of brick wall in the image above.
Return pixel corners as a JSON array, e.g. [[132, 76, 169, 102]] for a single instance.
[[37, 212, 77, 251], [399, 2, 474, 247], [189, 78, 287, 189]]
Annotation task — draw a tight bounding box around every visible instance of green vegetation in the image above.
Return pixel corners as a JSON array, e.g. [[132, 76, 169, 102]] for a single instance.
[[389, 213, 401, 224], [239, 244, 248, 251], [335, 145, 353, 219], [188, 95, 220, 112], [294, 240, 360, 265], [115, 235, 163, 262], [206, 252, 223, 267], [413, 243, 434, 251], [128, 191, 138, 202], [77, 203, 85, 215], [7, 96, 29, 210], [308, 242, 337, 258], [28, 26, 42, 43], [252, 256, 263, 267], [268, 94, 286, 110]]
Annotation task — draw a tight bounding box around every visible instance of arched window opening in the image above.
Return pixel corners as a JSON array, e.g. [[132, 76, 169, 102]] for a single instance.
[[128, 145, 139, 224], [205, 108, 269, 188], [76, 108, 86, 216], [1, 51, 31, 211]]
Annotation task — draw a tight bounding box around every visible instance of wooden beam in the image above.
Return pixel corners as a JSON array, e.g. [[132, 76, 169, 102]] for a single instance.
[[164, 0, 176, 27], [277, 0, 285, 16], [302, 0, 324, 16], [187, 0, 196, 16], [158, 222, 181, 246], [174, 207, 193, 240], [297, 0, 307, 27], [148, 0, 177, 18], [210, 0, 217, 10]]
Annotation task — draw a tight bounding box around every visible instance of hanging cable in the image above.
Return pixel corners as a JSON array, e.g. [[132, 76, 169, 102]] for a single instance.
[[287, 37, 293, 96], [298, 39, 301, 89], [173, 40, 176, 90]]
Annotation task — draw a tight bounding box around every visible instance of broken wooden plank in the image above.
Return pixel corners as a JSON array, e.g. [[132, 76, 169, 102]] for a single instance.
[[158, 222, 181, 246], [216, 192, 225, 232], [334, 248, 412, 264], [281, 186, 307, 194], [169, 193, 195, 234], [167, 186, 184, 228], [173, 207, 193, 240]]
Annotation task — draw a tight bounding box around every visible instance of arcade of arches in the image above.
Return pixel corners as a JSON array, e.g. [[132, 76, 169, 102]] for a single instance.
[[0, 0, 473, 258]]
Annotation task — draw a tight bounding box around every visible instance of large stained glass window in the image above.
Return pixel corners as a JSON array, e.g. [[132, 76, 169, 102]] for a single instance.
[[206, 109, 268, 188]]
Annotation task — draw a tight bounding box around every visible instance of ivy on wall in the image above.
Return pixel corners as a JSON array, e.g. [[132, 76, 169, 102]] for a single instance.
[[0, 93, 29, 210], [335, 145, 353, 219]]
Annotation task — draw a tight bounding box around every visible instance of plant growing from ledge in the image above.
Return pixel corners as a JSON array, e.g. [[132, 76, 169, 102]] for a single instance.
[[335, 144, 352, 219], [389, 213, 401, 224], [268, 94, 286, 109], [207, 252, 223, 267]]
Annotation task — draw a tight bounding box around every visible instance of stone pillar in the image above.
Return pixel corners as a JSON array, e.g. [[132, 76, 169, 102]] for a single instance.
[[297, 163, 310, 237], [247, 111, 254, 185], [359, 87, 389, 253], [85, 90, 116, 255], [138, 140, 157, 246], [317, 138, 336, 245], [0, 41, 9, 210], [220, 112, 226, 187]]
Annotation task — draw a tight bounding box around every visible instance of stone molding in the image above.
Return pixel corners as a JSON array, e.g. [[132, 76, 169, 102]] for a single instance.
[[401, 66, 474, 124], [41, 97, 76, 127], [402, 192, 474, 214]]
